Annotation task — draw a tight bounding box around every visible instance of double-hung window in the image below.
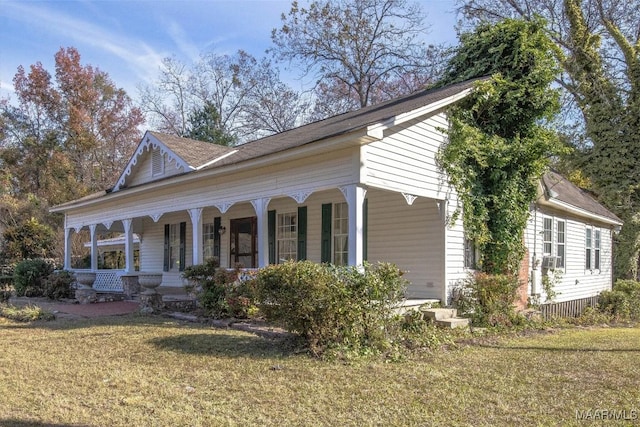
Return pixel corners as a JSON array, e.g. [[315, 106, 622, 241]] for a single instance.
[[277, 212, 297, 262], [464, 236, 477, 269], [203, 223, 216, 260], [543, 217, 565, 269], [333, 202, 349, 266]]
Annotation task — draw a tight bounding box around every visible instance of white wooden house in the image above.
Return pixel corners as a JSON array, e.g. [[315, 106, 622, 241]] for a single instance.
[[50, 79, 621, 307]]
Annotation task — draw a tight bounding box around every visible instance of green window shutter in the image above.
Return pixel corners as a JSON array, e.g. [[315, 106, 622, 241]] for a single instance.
[[179, 221, 186, 271], [268, 210, 276, 264], [163, 224, 170, 272], [363, 198, 368, 262], [321, 203, 332, 263], [297, 206, 307, 260], [213, 216, 221, 259]]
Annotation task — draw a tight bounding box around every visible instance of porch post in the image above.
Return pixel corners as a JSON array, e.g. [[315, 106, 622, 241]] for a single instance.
[[89, 224, 98, 271], [251, 198, 271, 268], [64, 227, 72, 270], [341, 184, 367, 267], [189, 208, 203, 266], [123, 219, 134, 273]]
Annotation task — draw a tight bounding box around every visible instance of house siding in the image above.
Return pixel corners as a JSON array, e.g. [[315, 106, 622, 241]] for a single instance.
[[128, 146, 185, 187], [363, 112, 449, 200], [365, 188, 445, 299], [524, 205, 614, 304]]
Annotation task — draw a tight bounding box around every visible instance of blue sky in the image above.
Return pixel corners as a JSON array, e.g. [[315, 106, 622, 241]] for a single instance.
[[0, 0, 460, 102]]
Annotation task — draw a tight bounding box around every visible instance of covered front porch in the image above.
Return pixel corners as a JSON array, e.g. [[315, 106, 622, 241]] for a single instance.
[[61, 185, 454, 302]]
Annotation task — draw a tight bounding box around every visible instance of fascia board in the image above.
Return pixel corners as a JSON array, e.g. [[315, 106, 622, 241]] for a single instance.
[[51, 129, 372, 213]]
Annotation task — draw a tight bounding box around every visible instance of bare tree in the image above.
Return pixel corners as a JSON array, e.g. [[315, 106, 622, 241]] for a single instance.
[[271, 0, 445, 117]]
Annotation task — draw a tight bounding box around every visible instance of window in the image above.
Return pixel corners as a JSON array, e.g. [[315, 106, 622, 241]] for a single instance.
[[203, 223, 216, 260], [543, 217, 565, 269], [164, 222, 186, 272], [556, 220, 566, 269], [464, 236, 476, 269], [277, 212, 297, 262], [585, 228, 592, 270], [333, 202, 349, 265], [169, 224, 180, 270], [543, 218, 553, 256], [594, 229, 601, 270]]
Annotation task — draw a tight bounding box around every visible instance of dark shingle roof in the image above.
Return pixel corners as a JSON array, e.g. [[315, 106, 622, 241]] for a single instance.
[[542, 170, 622, 224], [151, 78, 483, 171]]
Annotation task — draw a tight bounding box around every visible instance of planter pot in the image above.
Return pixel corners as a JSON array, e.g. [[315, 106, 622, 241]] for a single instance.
[[75, 271, 96, 290], [138, 273, 163, 296]]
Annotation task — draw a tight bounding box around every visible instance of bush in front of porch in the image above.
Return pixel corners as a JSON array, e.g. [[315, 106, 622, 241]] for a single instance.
[[182, 259, 258, 319], [253, 261, 407, 358]]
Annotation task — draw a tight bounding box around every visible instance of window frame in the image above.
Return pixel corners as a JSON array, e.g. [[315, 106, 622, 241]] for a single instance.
[[276, 211, 297, 263], [333, 202, 349, 266], [542, 216, 566, 270], [585, 227, 593, 270]]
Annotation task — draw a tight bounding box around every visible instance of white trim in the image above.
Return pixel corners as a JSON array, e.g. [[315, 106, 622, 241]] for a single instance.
[[194, 150, 239, 170], [112, 132, 194, 192], [366, 88, 473, 138], [544, 198, 623, 227]]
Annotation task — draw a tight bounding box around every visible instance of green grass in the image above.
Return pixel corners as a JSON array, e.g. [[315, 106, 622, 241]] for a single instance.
[[0, 316, 638, 426]]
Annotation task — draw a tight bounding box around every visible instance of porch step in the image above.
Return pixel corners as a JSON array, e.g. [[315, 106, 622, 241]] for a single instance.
[[422, 308, 470, 329], [435, 317, 470, 329], [422, 308, 457, 321]]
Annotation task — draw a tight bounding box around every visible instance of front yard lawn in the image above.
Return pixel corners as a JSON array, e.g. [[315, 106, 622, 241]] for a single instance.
[[0, 315, 638, 426]]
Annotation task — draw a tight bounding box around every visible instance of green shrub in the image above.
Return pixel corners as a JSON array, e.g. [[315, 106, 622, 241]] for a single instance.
[[254, 261, 407, 357], [0, 304, 55, 322], [43, 270, 74, 300], [13, 259, 55, 297], [452, 272, 524, 327], [182, 259, 258, 318], [598, 279, 640, 322]]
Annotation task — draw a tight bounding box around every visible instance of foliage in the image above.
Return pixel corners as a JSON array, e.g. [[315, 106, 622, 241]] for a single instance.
[[185, 101, 235, 146], [42, 270, 75, 300], [452, 273, 525, 327], [436, 18, 563, 274], [0, 304, 55, 322], [458, 0, 640, 280], [1, 217, 56, 262], [182, 258, 258, 318], [597, 279, 640, 322], [270, 0, 444, 117], [12, 258, 55, 297], [253, 260, 407, 357]]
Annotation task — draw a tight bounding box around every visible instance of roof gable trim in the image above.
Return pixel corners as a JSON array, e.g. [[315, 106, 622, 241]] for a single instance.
[[541, 197, 623, 227], [113, 132, 194, 192]]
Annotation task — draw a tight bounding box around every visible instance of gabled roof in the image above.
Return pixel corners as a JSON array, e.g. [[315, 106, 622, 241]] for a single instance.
[[112, 131, 237, 191], [541, 170, 623, 226], [206, 78, 483, 169]]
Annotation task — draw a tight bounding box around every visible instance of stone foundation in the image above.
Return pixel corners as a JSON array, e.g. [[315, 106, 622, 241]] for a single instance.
[[75, 288, 97, 304], [121, 275, 140, 299], [139, 293, 163, 314]]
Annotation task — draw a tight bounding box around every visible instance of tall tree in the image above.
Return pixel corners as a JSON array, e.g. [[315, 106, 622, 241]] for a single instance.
[[186, 101, 234, 146], [437, 18, 563, 274], [458, 0, 640, 278], [140, 51, 306, 144], [271, 0, 444, 117], [1, 47, 143, 262], [4, 47, 144, 195]]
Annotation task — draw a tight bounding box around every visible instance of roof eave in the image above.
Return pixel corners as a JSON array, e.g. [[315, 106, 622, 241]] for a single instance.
[[538, 197, 623, 227]]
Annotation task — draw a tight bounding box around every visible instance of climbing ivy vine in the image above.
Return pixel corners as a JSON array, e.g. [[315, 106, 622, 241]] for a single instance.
[[436, 18, 566, 275]]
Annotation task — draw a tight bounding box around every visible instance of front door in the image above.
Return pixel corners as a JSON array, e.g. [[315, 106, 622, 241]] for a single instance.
[[230, 217, 257, 268]]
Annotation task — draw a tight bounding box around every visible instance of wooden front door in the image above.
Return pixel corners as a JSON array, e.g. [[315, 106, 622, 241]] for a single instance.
[[230, 217, 257, 268]]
